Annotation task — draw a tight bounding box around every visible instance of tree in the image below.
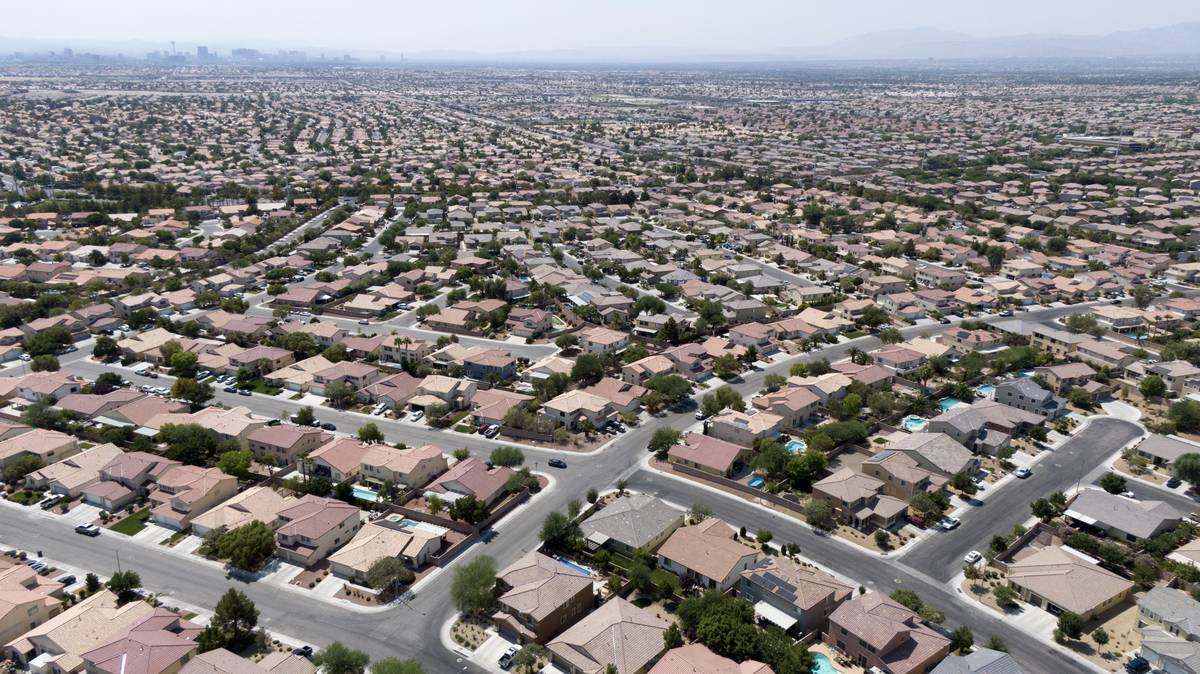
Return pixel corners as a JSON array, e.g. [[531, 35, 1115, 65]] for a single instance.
[[1131, 285, 1156, 309], [31, 354, 59, 372], [663, 622, 684, 649], [196, 588, 259, 653], [1175, 453, 1200, 485], [910, 490, 947, 522], [489, 446, 525, 467], [713, 354, 741, 379], [804, 500, 834, 529], [540, 511, 581, 551], [171, 377, 213, 409], [555, 334, 579, 350], [92, 336, 120, 361], [1171, 401, 1200, 433], [106, 570, 141, 604], [1141, 375, 1167, 399], [93, 372, 125, 394], [1057, 611, 1084, 640], [950, 625, 974, 654], [85, 572, 101, 593], [1064, 313, 1105, 337], [786, 450, 827, 490], [357, 423, 384, 444], [294, 406, 316, 426], [752, 440, 790, 479], [648, 427, 682, 457], [371, 659, 425, 674], [878, 327, 903, 344], [448, 494, 488, 524], [367, 556, 415, 595], [169, 351, 199, 378], [1092, 627, 1110, 646], [217, 449, 253, 478], [312, 642, 370, 674], [325, 381, 356, 409], [450, 555, 497, 615], [570, 354, 605, 384], [985, 635, 1009, 652], [1099, 472, 1127, 494], [216, 521, 276, 570], [158, 423, 220, 465], [4, 453, 41, 482], [992, 584, 1018, 609]]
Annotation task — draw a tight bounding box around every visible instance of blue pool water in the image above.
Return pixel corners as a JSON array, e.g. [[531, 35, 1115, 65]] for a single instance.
[[902, 415, 928, 431], [785, 439, 807, 454], [748, 477, 766, 488], [938, 398, 963, 412], [1017, 369, 1035, 378], [557, 558, 595, 577], [351, 486, 379, 502], [396, 519, 420, 528], [812, 653, 841, 674], [975, 384, 995, 397]]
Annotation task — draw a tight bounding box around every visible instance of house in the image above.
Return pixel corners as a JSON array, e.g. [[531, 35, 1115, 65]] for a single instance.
[[915, 263, 966, 290], [274, 495, 363, 565], [0, 563, 63, 645], [1005, 546, 1133, 620], [506, 307, 553, 338], [148, 465, 238, 530], [424, 457, 510, 505], [311, 361, 382, 396], [246, 424, 331, 465], [265, 355, 335, 392], [24, 443, 124, 498], [13, 372, 82, 403], [993, 379, 1067, 419], [470, 388, 533, 428], [580, 494, 684, 556], [54, 390, 143, 420], [738, 555, 852, 636], [227, 345, 295, 376], [656, 518, 758, 590], [859, 451, 947, 501], [180, 647, 317, 674], [667, 432, 751, 478], [328, 521, 442, 582], [409, 375, 476, 411], [825, 592, 951, 674], [1139, 628, 1200, 674], [1064, 488, 1183, 542], [930, 648, 1026, 674], [1034, 362, 1096, 391], [870, 345, 926, 374], [0, 428, 79, 470], [1139, 586, 1200, 642], [79, 608, 201, 674], [928, 400, 1042, 454], [463, 350, 518, 382], [649, 644, 773, 674], [547, 597, 668, 674], [1074, 338, 1137, 370], [1142, 360, 1200, 395], [360, 443, 447, 490], [707, 409, 783, 448], [580, 377, 645, 414], [190, 486, 297, 537], [84, 451, 179, 510], [541, 390, 612, 430], [812, 468, 908, 531], [577, 326, 630, 354], [492, 551, 595, 644], [884, 432, 978, 478], [751, 387, 819, 430], [359, 371, 422, 409], [4, 590, 157, 671], [1134, 434, 1200, 467]]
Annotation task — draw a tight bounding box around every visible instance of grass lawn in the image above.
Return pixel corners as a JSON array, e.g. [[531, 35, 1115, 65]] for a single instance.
[[246, 379, 282, 396], [110, 509, 152, 536], [5, 490, 42, 506]]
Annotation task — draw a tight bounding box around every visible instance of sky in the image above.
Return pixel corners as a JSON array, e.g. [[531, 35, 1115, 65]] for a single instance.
[[6, 0, 1200, 57]]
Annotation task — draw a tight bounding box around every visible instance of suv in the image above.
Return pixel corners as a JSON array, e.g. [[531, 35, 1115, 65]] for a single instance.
[[75, 523, 101, 537], [483, 424, 501, 438]]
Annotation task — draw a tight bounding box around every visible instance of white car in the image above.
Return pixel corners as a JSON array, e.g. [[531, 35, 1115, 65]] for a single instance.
[[1014, 467, 1032, 479], [964, 550, 982, 565], [410, 410, 424, 422]]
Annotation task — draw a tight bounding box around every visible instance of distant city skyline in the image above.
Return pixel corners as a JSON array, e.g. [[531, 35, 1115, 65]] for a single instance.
[[5, 0, 1200, 61]]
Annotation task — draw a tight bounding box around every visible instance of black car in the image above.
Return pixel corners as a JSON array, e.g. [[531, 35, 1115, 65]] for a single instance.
[[548, 458, 567, 469], [1167, 477, 1182, 488], [320, 422, 336, 431], [292, 645, 313, 658], [1125, 656, 1150, 673]]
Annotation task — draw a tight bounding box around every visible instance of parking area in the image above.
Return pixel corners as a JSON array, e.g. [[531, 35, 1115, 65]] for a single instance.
[[61, 503, 103, 526]]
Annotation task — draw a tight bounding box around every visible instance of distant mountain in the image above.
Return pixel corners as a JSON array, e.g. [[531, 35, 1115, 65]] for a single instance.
[[803, 22, 1200, 60]]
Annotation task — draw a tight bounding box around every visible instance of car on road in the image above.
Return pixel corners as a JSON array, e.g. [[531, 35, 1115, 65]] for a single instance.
[[694, 411, 708, 420], [320, 422, 336, 431], [548, 458, 567, 469], [999, 309, 1013, 317], [938, 517, 961, 531], [1014, 466, 1032, 479], [357, 319, 370, 325], [75, 523, 101, 537], [939, 317, 952, 324], [223, 385, 238, 393], [1167, 477, 1182, 489], [1120, 490, 1137, 499], [964, 550, 982, 565], [237, 389, 252, 396], [498, 645, 519, 670]]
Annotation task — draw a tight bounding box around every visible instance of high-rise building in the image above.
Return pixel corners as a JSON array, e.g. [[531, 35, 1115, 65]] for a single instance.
[[197, 45, 209, 60]]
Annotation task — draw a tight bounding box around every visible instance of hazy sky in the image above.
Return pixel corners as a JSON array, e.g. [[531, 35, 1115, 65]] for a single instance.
[[8, 0, 1200, 56]]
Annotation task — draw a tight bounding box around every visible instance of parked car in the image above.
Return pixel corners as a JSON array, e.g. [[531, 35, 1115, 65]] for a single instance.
[[964, 550, 982, 564], [1014, 466, 1032, 479], [39, 495, 63, 510], [55, 574, 76, 586], [1125, 657, 1150, 673], [548, 458, 567, 469], [292, 645, 313, 658], [224, 386, 238, 393], [1120, 491, 1137, 499], [237, 389, 252, 396], [483, 424, 500, 438], [498, 645, 520, 670], [410, 410, 424, 422], [75, 523, 102, 537], [1167, 477, 1182, 488], [938, 517, 961, 531], [320, 422, 336, 431], [357, 319, 370, 325]]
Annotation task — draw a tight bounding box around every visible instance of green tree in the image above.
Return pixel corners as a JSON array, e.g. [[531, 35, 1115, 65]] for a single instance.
[[366, 556, 415, 595], [1175, 453, 1200, 485], [325, 380, 357, 409], [106, 570, 142, 604], [570, 354, 605, 384], [169, 350, 199, 378], [489, 446, 525, 467], [93, 372, 125, 394], [1057, 611, 1084, 640], [216, 521, 276, 570], [171, 377, 213, 409], [293, 406, 316, 426], [450, 555, 497, 615], [216, 449, 253, 478], [92, 336, 120, 361], [539, 511, 582, 551], [371, 659, 425, 674], [992, 584, 1018, 609], [1099, 472, 1127, 494], [196, 588, 259, 653], [950, 625, 974, 654], [448, 494, 489, 524], [909, 490, 948, 522], [3, 454, 41, 482], [785, 450, 827, 490], [1140, 375, 1167, 399], [804, 500, 834, 529], [554, 334, 578, 350], [663, 622, 684, 649], [648, 427, 682, 458], [157, 423, 220, 465], [1131, 285, 1156, 309], [31, 354, 59, 372], [357, 423, 384, 444], [713, 354, 741, 379], [312, 642, 370, 674]]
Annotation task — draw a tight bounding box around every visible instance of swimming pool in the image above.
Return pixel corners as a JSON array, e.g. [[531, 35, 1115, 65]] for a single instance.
[[812, 653, 841, 674], [1017, 369, 1035, 378], [938, 398, 963, 412], [748, 477, 766, 488], [785, 439, 807, 454], [902, 415, 928, 432], [556, 558, 595, 577], [975, 384, 995, 398], [351, 486, 380, 503]]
